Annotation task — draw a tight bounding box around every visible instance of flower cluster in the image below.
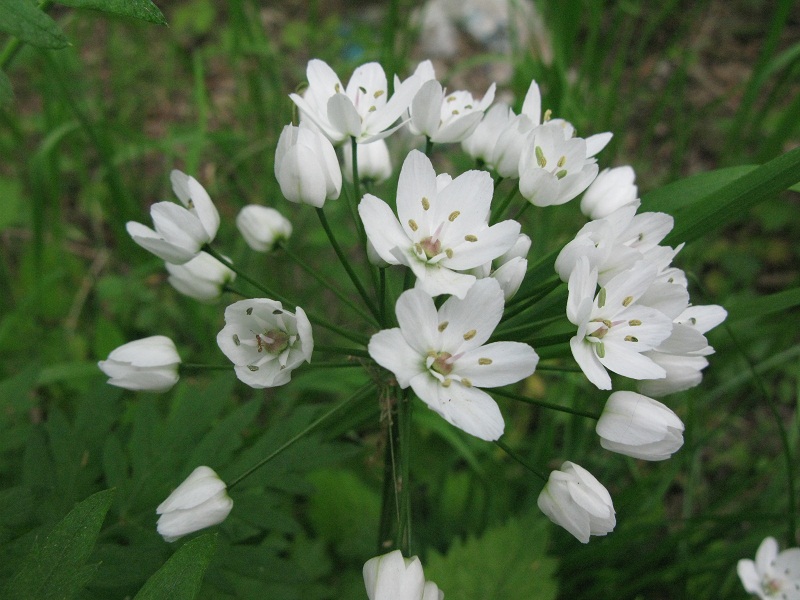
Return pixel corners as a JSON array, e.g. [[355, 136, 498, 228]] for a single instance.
[[738, 537, 800, 600], [99, 55, 730, 579]]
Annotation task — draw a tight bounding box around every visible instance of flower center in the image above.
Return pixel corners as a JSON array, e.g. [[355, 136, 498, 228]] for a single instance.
[[430, 351, 453, 376], [762, 576, 783, 595], [419, 236, 441, 259], [257, 329, 290, 354]]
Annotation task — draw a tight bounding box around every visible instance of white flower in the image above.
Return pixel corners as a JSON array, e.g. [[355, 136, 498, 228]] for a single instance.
[[98, 335, 180, 392], [566, 257, 673, 390], [165, 251, 235, 302], [368, 278, 538, 441], [156, 466, 233, 542], [518, 122, 599, 207], [409, 76, 496, 143], [363, 550, 444, 600], [289, 59, 419, 144], [275, 123, 342, 207], [580, 166, 639, 219], [537, 461, 615, 543], [126, 170, 220, 264], [343, 138, 392, 184], [359, 150, 521, 298], [639, 304, 728, 397], [462, 102, 513, 164], [216, 299, 313, 388], [738, 536, 800, 600], [596, 391, 684, 460], [472, 233, 531, 301], [555, 204, 674, 285], [236, 205, 292, 252]]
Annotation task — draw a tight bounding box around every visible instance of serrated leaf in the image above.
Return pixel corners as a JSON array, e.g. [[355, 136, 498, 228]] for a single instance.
[[425, 516, 558, 600], [4, 488, 115, 599], [133, 533, 217, 600], [55, 0, 167, 25], [0, 0, 68, 49]]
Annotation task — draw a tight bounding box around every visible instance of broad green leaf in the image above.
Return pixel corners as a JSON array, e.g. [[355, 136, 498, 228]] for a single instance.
[[661, 148, 800, 245], [4, 489, 115, 599], [0, 70, 12, 105], [134, 534, 217, 600], [725, 287, 800, 322], [0, 0, 68, 49], [642, 165, 756, 214], [425, 515, 558, 600], [55, 0, 167, 25]]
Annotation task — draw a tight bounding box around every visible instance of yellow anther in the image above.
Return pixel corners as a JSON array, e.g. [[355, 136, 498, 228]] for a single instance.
[[446, 95, 456, 103], [233, 334, 241, 346], [598, 288, 607, 308], [452, 109, 460, 115], [445, 248, 453, 258], [461, 377, 473, 388], [557, 155, 566, 168], [628, 319, 642, 326], [465, 234, 478, 242], [408, 219, 418, 231], [421, 197, 430, 210], [602, 319, 612, 328], [368, 106, 377, 112], [478, 358, 492, 365], [438, 321, 449, 332], [442, 378, 452, 387], [596, 342, 606, 358], [448, 211, 460, 221], [543, 108, 552, 121], [373, 90, 385, 98], [463, 329, 477, 340], [555, 169, 567, 179], [624, 335, 639, 342], [622, 296, 634, 307]]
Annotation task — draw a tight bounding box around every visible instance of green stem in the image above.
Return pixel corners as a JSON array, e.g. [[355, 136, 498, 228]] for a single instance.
[[493, 314, 566, 340], [526, 332, 574, 348], [535, 363, 584, 373], [503, 278, 563, 321], [301, 361, 362, 369], [492, 388, 600, 420], [180, 363, 233, 371], [0, 0, 55, 70], [511, 200, 532, 222], [424, 137, 434, 157], [316, 207, 381, 322], [379, 267, 387, 327], [378, 389, 402, 552], [223, 284, 248, 297], [278, 241, 377, 326], [398, 388, 413, 555], [228, 382, 375, 489], [494, 439, 547, 482], [315, 344, 370, 359], [205, 245, 368, 346], [490, 183, 518, 223], [351, 136, 362, 205]]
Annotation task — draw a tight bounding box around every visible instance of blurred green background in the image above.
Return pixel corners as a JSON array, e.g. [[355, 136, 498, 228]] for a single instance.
[[0, 0, 798, 598]]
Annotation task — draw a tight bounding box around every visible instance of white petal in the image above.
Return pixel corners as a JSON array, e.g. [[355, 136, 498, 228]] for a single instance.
[[455, 342, 538, 387], [395, 288, 440, 354], [368, 329, 423, 388], [327, 93, 362, 138], [438, 278, 504, 352], [570, 336, 611, 389], [359, 194, 409, 265]]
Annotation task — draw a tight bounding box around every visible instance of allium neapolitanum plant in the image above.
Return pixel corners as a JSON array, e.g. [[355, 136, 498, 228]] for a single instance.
[[97, 57, 800, 595]]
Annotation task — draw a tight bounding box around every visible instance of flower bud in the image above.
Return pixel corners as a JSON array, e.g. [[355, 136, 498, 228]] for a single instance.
[[275, 123, 342, 207], [98, 335, 181, 392], [165, 251, 235, 302], [344, 139, 392, 184], [580, 166, 638, 220], [537, 461, 615, 543], [236, 205, 293, 252], [156, 466, 233, 542], [596, 391, 684, 460], [363, 550, 443, 600]]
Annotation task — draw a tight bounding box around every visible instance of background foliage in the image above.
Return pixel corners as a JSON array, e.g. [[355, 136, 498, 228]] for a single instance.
[[0, 0, 798, 598]]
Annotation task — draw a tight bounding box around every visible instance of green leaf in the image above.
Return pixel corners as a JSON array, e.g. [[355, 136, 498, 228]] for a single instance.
[[0, 0, 68, 49], [725, 287, 800, 322], [4, 489, 115, 599], [133, 534, 218, 600], [425, 515, 559, 600], [55, 0, 167, 25], [642, 165, 756, 214], [0, 70, 12, 106], [660, 148, 800, 245]]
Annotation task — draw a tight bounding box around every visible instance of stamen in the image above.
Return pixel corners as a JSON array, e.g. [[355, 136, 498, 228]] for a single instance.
[[246, 307, 253, 315], [461, 377, 473, 388], [598, 288, 607, 308], [373, 90, 385, 98], [438, 321, 449, 332], [557, 155, 566, 168], [232, 334, 240, 346], [445, 248, 453, 258], [463, 329, 476, 340], [442, 378, 452, 387], [622, 296, 634, 307], [555, 169, 567, 179], [478, 358, 492, 365], [543, 109, 552, 121], [408, 219, 418, 231], [358, 86, 367, 94], [624, 335, 638, 342], [629, 319, 642, 326], [535, 145, 547, 168], [596, 342, 606, 358], [247, 365, 259, 371], [421, 197, 430, 210], [465, 234, 478, 242], [448, 211, 460, 221], [187, 199, 195, 209]]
